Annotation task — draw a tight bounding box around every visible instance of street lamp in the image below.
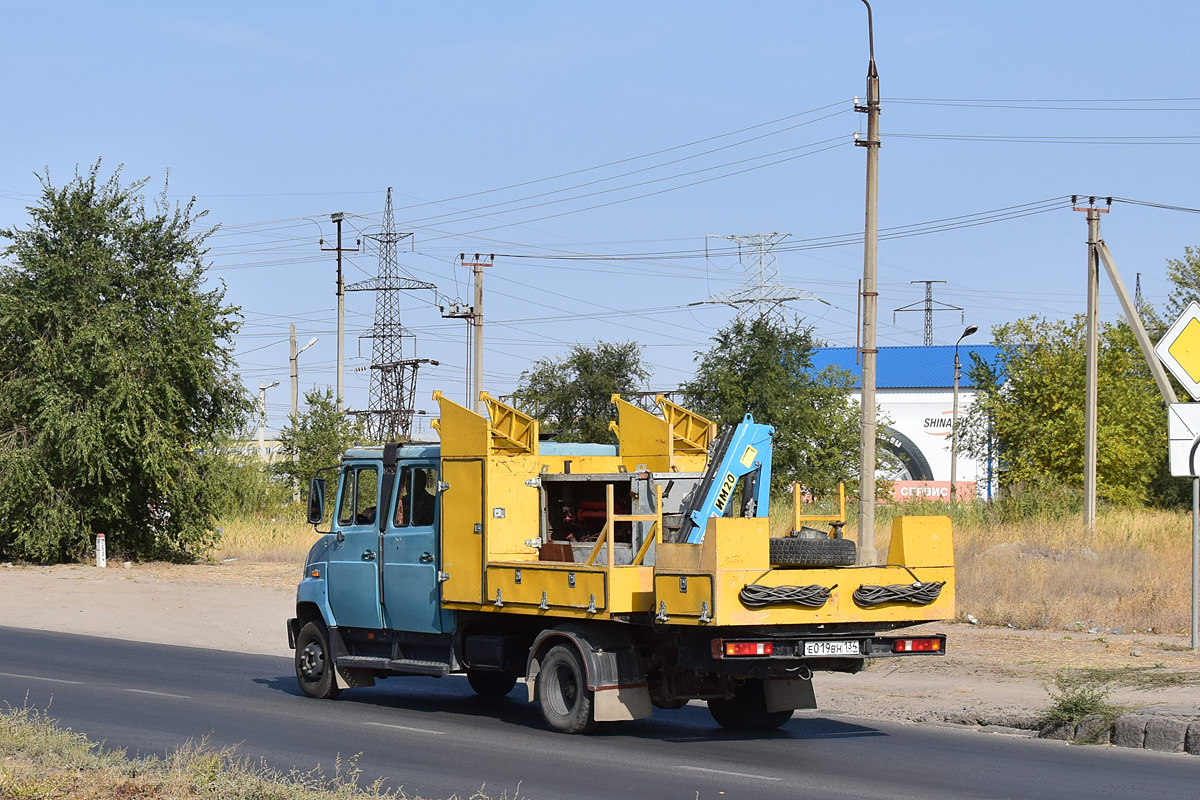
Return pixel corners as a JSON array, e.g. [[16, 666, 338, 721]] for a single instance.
[[950, 324, 978, 503], [257, 380, 281, 462]]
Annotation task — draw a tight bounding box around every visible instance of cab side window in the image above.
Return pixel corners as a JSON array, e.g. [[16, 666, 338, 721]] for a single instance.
[[337, 467, 355, 526], [336, 466, 379, 526], [392, 465, 437, 528], [393, 466, 412, 528], [354, 467, 379, 524], [412, 466, 438, 527]]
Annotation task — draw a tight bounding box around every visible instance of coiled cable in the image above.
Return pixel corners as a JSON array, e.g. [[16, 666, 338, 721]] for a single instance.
[[853, 581, 945, 607], [739, 583, 835, 608]]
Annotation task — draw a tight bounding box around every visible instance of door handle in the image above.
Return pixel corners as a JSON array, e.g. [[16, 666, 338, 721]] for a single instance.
[[419, 552, 434, 563], [362, 550, 376, 561]]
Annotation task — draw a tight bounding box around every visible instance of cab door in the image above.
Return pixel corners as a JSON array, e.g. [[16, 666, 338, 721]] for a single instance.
[[381, 463, 451, 633], [326, 463, 384, 629]]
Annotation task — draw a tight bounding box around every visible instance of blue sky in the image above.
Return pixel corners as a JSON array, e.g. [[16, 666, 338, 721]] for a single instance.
[[3, 1, 1199, 435]]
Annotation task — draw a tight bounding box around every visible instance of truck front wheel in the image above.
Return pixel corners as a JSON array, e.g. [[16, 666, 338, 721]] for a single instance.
[[708, 679, 792, 730], [536, 645, 597, 734], [295, 620, 341, 700]]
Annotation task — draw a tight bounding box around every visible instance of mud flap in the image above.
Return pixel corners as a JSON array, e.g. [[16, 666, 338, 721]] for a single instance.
[[334, 667, 376, 689], [764, 677, 816, 713], [593, 685, 653, 722], [326, 627, 376, 689]]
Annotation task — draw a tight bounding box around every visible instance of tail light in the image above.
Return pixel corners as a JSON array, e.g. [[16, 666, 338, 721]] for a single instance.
[[892, 637, 941, 653], [725, 641, 774, 657]]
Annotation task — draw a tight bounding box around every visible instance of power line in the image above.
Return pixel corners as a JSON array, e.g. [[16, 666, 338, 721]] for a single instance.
[[887, 133, 1200, 145], [1110, 197, 1200, 214], [395, 113, 850, 229]]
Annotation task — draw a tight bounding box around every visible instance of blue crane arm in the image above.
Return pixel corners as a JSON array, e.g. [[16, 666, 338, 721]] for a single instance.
[[681, 415, 775, 544]]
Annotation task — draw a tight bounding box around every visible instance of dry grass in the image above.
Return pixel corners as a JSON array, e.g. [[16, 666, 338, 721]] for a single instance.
[[208, 510, 315, 563], [0, 704, 515, 800], [774, 494, 1193, 635], [947, 506, 1192, 634]]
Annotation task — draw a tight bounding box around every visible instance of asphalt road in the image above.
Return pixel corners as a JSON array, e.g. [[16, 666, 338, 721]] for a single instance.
[[1, 625, 1195, 799]]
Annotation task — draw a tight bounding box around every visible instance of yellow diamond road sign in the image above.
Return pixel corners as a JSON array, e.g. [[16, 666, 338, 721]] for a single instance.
[[1156, 301, 1200, 401]]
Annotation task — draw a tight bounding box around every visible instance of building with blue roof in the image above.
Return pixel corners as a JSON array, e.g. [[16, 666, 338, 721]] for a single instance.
[[811, 345, 1003, 499], [810, 345, 1002, 390]]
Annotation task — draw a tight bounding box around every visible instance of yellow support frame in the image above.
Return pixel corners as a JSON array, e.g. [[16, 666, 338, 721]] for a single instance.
[[582, 483, 664, 567], [793, 482, 846, 531]]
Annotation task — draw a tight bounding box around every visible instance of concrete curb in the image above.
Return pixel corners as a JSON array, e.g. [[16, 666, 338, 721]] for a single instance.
[[1035, 706, 1200, 754]]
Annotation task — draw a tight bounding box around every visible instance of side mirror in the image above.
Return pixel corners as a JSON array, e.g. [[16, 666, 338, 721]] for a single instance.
[[307, 478, 326, 525]]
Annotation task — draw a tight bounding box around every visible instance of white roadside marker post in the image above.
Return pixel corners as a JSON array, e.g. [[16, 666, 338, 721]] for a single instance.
[[95, 533, 106, 569]]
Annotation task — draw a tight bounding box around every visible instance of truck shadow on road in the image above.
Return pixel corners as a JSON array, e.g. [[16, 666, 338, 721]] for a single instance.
[[253, 674, 885, 743]]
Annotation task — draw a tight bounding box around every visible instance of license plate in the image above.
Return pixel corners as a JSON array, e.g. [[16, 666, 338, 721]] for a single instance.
[[804, 639, 860, 656]]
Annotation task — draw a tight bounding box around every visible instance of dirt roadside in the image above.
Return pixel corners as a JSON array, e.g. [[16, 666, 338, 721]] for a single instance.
[[3, 561, 1199, 729]]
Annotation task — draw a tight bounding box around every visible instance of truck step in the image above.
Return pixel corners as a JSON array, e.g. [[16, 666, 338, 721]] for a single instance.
[[336, 655, 450, 678]]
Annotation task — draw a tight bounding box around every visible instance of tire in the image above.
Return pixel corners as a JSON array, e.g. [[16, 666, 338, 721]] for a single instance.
[[295, 620, 342, 700], [770, 536, 857, 567], [707, 679, 793, 731], [467, 670, 517, 698], [536, 644, 597, 734]]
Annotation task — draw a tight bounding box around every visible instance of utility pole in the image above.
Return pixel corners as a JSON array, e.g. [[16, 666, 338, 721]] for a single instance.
[[321, 213, 360, 412], [1075, 198, 1107, 528], [439, 289, 474, 406], [462, 254, 494, 414], [257, 380, 280, 462], [289, 325, 318, 500], [855, 0, 881, 565]]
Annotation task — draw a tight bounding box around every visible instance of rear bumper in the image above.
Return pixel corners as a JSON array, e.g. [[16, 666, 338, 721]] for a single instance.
[[703, 632, 946, 673]]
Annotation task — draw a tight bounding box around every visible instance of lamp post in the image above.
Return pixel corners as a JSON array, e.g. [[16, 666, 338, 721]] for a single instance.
[[257, 380, 281, 463], [951, 324, 978, 503], [289, 325, 318, 501]]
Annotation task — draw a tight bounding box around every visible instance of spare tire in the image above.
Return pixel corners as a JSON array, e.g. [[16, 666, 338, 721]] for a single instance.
[[770, 536, 857, 567]]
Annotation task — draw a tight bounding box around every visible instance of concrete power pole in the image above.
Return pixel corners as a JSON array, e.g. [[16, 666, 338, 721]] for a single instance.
[[1075, 199, 1107, 528], [855, 0, 881, 565], [257, 380, 280, 462], [321, 213, 359, 412], [462, 254, 494, 414], [289, 324, 318, 500]]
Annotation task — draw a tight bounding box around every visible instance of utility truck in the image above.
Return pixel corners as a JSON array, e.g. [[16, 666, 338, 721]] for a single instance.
[[289, 392, 954, 733]]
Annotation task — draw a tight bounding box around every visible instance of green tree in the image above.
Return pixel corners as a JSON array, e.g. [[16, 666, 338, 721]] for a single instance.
[[0, 164, 249, 562], [1165, 245, 1200, 321], [274, 386, 365, 497], [962, 315, 1163, 506], [680, 317, 859, 494], [208, 437, 291, 516], [512, 341, 650, 443]]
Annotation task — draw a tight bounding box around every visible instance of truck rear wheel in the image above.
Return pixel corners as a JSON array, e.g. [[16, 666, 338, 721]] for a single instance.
[[295, 620, 341, 700], [770, 536, 857, 567], [467, 670, 517, 697], [708, 679, 792, 730], [537, 644, 597, 734]]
